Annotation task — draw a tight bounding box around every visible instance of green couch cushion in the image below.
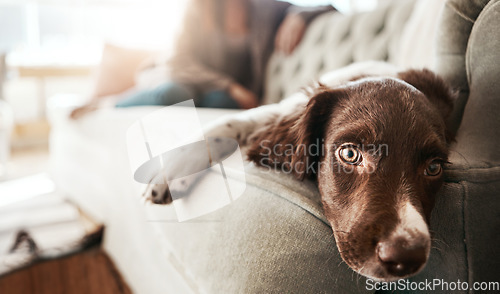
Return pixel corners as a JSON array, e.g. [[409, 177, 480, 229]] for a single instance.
[[436, 0, 491, 133], [151, 166, 372, 293]]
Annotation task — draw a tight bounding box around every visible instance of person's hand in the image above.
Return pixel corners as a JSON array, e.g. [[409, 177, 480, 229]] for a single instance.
[[275, 13, 306, 55], [228, 83, 259, 109], [69, 102, 98, 120]]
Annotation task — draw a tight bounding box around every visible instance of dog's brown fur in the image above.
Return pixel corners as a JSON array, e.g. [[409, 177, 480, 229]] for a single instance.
[[246, 69, 455, 280]]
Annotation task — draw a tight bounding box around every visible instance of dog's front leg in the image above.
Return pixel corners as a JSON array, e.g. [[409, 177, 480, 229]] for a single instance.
[[143, 94, 308, 204]]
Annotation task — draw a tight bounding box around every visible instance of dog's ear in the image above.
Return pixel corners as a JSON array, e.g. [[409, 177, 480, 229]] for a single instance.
[[246, 86, 343, 180], [397, 69, 456, 120], [290, 87, 344, 179], [397, 69, 457, 142]]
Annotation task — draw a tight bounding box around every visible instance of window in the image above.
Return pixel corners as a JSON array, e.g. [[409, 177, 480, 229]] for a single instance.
[[2, 1, 188, 65]]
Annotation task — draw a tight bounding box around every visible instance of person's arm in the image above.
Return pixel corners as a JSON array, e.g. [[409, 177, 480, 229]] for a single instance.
[[167, 2, 258, 108], [168, 56, 234, 93], [275, 4, 336, 55], [167, 2, 235, 93], [169, 54, 258, 109]]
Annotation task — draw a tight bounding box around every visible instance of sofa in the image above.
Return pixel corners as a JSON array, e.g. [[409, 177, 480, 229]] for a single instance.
[[48, 0, 499, 293]]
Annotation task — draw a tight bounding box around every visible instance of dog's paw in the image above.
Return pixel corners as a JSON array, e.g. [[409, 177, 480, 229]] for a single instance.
[[143, 183, 172, 205], [168, 178, 192, 194]]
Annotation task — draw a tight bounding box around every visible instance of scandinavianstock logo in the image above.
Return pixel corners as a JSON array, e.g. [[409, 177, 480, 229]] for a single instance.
[[126, 100, 246, 221]]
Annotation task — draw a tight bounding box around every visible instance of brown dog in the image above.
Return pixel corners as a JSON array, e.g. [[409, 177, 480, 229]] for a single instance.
[[145, 66, 455, 281]]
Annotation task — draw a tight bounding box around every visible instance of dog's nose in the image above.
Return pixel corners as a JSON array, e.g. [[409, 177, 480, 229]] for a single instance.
[[377, 238, 427, 277]]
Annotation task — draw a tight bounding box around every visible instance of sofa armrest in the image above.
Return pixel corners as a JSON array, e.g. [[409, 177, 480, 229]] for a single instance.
[[454, 0, 500, 165], [427, 0, 500, 288]]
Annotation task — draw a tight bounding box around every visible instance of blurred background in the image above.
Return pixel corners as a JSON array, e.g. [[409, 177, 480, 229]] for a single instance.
[[0, 0, 378, 181]]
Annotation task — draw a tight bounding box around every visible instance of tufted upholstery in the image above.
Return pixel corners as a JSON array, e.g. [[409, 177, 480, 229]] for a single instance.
[[263, 0, 415, 104]]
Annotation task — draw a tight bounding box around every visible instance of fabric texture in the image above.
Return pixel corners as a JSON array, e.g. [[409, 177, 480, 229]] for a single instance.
[[449, 0, 500, 285], [396, 0, 447, 69], [0, 191, 103, 277], [149, 168, 371, 293], [436, 0, 491, 133], [456, 0, 500, 164]]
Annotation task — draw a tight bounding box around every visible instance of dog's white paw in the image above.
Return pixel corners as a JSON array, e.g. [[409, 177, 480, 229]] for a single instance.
[[141, 136, 238, 205], [143, 173, 173, 205], [143, 173, 196, 205]]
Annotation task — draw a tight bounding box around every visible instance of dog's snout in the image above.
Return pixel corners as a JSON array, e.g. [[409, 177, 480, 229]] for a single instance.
[[377, 238, 427, 277]]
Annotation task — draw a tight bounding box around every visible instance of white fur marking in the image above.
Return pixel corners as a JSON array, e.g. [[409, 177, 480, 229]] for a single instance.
[[395, 202, 429, 238]]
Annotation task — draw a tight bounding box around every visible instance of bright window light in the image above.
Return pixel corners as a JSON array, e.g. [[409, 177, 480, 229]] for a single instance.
[[2, 1, 189, 66], [0, 173, 56, 208]]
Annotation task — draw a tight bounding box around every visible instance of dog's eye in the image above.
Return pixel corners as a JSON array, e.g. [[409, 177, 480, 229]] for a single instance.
[[424, 161, 442, 177], [338, 144, 362, 165]]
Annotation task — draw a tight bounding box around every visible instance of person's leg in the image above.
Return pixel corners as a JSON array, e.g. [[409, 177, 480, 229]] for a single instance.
[[115, 82, 195, 107], [199, 90, 241, 109]]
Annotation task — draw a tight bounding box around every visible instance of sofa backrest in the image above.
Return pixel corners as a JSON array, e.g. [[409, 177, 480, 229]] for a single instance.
[[435, 0, 493, 135], [263, 0, 416, 104]]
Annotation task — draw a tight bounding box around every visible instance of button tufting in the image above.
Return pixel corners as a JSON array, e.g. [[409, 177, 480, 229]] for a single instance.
[[316, 31, 325, 44], [293, 62, 302, 76], [317, 60, 325, 72], [273, 64, 281, 75], [278, 88, 284, 100], [340, 30, 350, 41], [375, 25, 384, 35]]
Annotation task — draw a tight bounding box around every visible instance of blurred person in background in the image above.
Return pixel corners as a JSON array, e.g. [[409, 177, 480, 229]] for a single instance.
[[71, 0, 334, 118]]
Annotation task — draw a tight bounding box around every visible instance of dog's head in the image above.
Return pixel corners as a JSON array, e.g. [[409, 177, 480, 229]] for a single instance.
[[248, 69, 455, 281]]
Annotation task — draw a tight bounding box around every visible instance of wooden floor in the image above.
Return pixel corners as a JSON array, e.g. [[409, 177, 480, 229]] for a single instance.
[[0, 247, 131, 294]]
